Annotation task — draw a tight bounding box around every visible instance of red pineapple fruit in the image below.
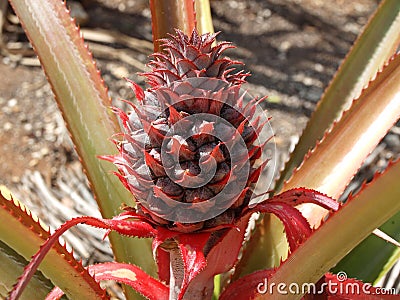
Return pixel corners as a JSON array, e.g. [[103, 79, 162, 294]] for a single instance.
[[107, 29, 271, 233]]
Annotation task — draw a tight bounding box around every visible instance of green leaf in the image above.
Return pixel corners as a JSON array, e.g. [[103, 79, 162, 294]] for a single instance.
[[282, 52, 400, 224], [275, 0, 400, 192], [7, 1, 156, 298], [0, 241, 53, 300], [240, 1, 400, 278], [213, 274, 221, 300], [255, 160, 400, 299], [332, 211, 400, 284], [0, 191, 105, 299], [240, 51, 400, 278]]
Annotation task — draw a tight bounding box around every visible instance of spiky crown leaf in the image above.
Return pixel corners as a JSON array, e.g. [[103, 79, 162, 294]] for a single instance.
[[143, 29, 249, 87]]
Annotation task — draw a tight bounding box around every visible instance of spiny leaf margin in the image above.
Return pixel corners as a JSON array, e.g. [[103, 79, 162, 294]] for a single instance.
[[276, 0, 400, 192], [0, 191, 106, 299], [283, 51, 400, 225], [256, 159, 400, 299]]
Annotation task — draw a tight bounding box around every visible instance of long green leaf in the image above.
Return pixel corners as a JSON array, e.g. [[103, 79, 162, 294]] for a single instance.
[[0, 241, 52, 300], [240, 1, 400, 278], [0, 191, 105, 299], [276, 0, 400, 192], [255, 160, 400, 299], [7, 1, 156, 298], [269, 53, 400, 278], [283, 52, 400, 224], [332, 211, 400, 284], [239, 51, 400, 278]]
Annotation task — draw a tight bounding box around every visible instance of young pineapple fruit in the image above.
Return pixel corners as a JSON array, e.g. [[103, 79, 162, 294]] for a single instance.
[[109, 30, 270, 232]]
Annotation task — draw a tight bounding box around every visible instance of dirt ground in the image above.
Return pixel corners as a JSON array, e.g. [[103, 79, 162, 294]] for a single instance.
[[1, 0, 399, 297]]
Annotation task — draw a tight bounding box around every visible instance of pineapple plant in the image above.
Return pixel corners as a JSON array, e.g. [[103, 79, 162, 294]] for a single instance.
[[7, 28, 339, 299], [1, 0, 399, 299]]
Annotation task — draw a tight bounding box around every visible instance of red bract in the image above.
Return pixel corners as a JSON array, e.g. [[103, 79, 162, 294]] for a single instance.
[[46, 263, 169, 300]]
